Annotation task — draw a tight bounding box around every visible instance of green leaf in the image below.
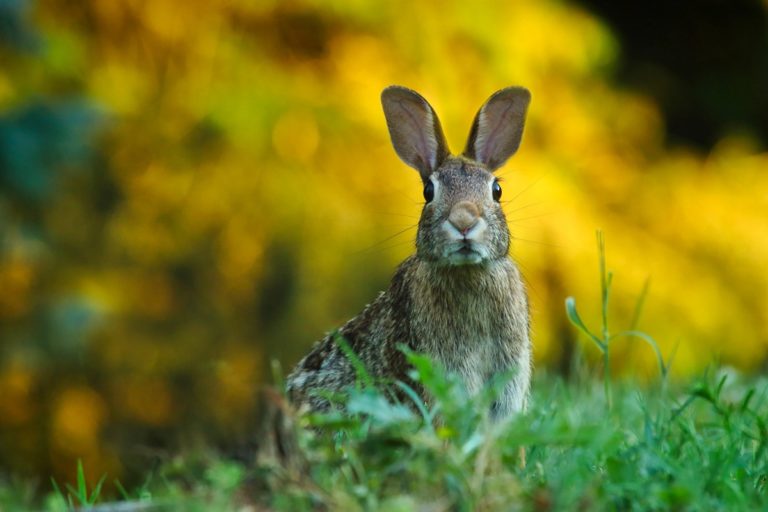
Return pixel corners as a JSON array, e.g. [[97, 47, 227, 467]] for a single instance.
[[394, 380, 433, 426], [346, 389, 416, 427], [77, 459, 87, 502], [114, 479, 130, 501], [49, 477, 68, 511], [90, 474, 106, 505], [613, 330, 668, 377], [565, 297, 605, 351]]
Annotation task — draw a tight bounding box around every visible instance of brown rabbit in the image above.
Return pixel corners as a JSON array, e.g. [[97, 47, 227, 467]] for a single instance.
[[287, 86, 532, 420]]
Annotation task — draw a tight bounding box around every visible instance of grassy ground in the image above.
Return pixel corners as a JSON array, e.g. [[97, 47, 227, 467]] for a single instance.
[[2, 359, 767, 511], [3, 240, 766, 510], [265, 361, 768, 511]]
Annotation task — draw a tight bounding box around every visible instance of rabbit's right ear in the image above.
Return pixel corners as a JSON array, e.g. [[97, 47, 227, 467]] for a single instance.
[[464, 87, 531, 172], [381, 86, 450, 180]]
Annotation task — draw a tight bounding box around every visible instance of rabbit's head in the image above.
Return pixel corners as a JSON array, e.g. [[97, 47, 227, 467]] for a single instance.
[[381, 86, 531, 266]]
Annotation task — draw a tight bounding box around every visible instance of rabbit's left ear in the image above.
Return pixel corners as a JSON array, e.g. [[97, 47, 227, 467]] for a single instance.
[[463, 87, 531, 171], [381, 86, 450, 180]]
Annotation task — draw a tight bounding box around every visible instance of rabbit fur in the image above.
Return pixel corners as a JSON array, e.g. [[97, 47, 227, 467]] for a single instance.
[[287, 85, 532, 420]]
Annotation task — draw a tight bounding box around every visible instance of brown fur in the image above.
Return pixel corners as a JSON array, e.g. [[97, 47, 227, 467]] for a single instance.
[[287, 86, 532, 420]]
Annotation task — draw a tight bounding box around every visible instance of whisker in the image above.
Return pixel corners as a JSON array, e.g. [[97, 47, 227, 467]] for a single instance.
[[508, 212, 553, 223], [506, 172, 549, 205], [362, 238, 416, 254], [501, 200, 545, 213], [377, 212, 421, 220], [353, 224, 418, 254], [514, 261, 544, 304], [511, 236, 562, 249]]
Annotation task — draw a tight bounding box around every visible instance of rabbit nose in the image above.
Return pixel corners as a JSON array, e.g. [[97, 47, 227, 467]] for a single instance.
[[449, 201, 481, 235]]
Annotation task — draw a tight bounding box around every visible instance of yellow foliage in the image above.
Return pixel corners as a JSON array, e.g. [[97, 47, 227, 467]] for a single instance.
[[1, 0, 767, 487], [52, 387, 107, 455], [0, 364, 35, 425]]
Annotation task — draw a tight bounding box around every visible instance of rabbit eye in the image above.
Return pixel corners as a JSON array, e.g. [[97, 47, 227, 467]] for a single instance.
[[492, 180, 502, 202], [423, 181, 435, 203]]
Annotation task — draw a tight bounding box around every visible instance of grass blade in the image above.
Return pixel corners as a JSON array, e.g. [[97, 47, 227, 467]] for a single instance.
[[565, 297, 605, 351], [613, 330, 667, 377], [333, 331, 374, 388]]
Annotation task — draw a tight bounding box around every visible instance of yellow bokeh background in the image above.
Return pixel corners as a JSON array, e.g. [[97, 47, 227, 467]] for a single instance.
[[1, 0, 767, 488]]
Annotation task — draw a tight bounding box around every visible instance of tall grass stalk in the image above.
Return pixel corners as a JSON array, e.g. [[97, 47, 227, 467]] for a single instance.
[[565, 230, 670, 409]]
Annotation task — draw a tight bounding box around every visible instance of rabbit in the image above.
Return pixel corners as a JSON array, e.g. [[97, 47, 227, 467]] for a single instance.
[[286, 85, 532, 420]]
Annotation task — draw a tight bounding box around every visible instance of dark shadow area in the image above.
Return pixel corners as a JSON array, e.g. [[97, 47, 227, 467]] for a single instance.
[[575, 0, 768, 149]]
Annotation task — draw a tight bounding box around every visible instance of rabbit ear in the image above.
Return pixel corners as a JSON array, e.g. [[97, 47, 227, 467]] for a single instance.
[[381, 86, 450, 179], [463, 87, 531, 171]]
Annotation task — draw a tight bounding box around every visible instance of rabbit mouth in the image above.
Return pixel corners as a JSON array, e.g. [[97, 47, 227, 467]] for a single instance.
[[445, 242, 485, 265]]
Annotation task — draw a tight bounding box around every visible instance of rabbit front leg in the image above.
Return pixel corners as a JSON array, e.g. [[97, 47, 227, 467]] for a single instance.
[[490, 356, 531, 469], [489, 354, 531, 421]]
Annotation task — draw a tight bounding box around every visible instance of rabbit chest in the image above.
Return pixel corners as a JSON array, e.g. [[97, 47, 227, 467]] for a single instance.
[[407, 257, 530, 395]]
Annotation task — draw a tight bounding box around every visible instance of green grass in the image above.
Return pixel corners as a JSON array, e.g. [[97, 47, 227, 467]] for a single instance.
[[48, 459, 106, 510], [2, 236, 767, 510], [268, 364, 768, 511], [1, 365, 767, 511]]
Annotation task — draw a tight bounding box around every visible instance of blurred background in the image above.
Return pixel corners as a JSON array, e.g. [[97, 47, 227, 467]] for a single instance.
[[1, 0, 767, 491]]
